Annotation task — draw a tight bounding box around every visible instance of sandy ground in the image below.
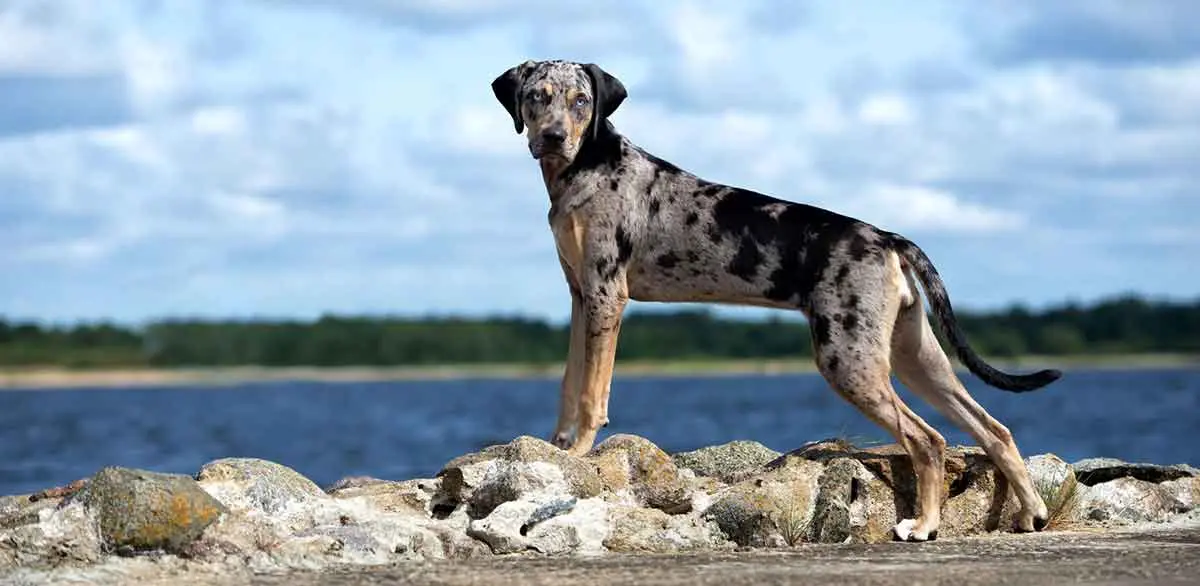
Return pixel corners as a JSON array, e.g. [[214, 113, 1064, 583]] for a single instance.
[[1, 354, 1194, 390]]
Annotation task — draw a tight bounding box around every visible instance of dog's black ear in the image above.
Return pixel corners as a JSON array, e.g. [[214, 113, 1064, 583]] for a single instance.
[[583, 63, 627, 139], [492, 61, 534, 134]]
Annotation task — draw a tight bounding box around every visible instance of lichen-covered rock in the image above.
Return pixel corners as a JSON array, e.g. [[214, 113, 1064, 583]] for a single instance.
[[673, 441, 782, 484], [604, 505, 731, 553], [1073, 458, 1197, 486], [806, 457, 897, 543], [196, 458, 325, 514], [704, 457, 823, 547], [1078, 477, 1190, 523], [588, 434, 692, 514], [438, 436, 604, 512], [84, 467, 226, 553]]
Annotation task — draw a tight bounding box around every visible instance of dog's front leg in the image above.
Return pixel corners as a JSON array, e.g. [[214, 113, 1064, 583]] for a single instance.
[[568, 294, 626, 456], [551, 292, 585, 449]]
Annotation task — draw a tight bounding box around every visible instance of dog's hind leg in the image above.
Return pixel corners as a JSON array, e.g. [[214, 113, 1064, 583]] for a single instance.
[[890, 273, 1049, 532], [811, 280, 947, 542]]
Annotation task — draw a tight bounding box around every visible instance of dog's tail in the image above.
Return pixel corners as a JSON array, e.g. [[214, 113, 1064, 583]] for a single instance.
[[889, 235, 1062, 393]]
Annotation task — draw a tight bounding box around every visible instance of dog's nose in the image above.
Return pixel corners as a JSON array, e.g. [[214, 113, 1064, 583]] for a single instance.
[[542, 127, 567, 144]]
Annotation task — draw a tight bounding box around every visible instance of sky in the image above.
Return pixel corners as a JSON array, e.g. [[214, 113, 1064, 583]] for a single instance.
[[0, 0, 1197, 325]]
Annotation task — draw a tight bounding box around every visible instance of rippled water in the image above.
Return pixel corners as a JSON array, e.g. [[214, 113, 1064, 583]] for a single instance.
[[0, 368, 1197, 496]]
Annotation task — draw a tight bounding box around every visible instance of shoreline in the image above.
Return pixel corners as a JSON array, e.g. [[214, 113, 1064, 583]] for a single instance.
[[0, 353, 1195, 390]]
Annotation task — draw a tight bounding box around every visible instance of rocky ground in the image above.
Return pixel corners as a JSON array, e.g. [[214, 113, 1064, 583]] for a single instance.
[[2, 434, 1198, 585]]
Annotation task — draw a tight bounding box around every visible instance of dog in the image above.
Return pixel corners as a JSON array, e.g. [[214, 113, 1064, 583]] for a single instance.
[[490, 59, 1061, 542]]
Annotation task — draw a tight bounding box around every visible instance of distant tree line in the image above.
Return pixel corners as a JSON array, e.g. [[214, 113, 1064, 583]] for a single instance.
[[0, 295, 1196, 369]]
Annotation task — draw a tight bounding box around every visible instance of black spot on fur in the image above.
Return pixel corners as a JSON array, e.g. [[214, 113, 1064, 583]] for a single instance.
[[657, 252, 680, 269], [811, 314, 832, 347], [648, 199, 661, 217], [842, 313, 859, 333], [727, 235, 762, 281], [597, 285, 608, 297], [685, 212, 699, 226], [826, 355, 840, 373], [615, 225, 633, 266], [835, 265, 851, 286], [595, 256, 612, 280], [609, 178, 619, 190], [699, 184, 724, 199], [668, 196, 676, 203], [687, 251, 700, 263], [843, 294, 860, 310]]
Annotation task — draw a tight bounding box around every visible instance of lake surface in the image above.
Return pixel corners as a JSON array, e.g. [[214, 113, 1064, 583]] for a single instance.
[[1, 368, 1197, 496]]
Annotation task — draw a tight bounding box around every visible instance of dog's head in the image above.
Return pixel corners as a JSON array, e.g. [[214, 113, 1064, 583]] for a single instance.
[[492, 60, 626, 165]]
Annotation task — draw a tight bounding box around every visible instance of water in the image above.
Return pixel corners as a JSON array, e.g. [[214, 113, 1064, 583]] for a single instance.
[[0, 368, 1197, 496]]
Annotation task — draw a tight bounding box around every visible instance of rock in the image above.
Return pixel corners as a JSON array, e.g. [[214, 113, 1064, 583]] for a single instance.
[[1162, 477, 1200, 509], [84, 466, 226, 553], [588, 434, 692, 514], [1078, 477, 1190, 524], [604, 505, 730, 553], [438, 436, 604, 512], [1073, 458, 1197, 486], [807, 457, 898, 544], [466, 500, 540, 554], [328, 477, 440, 516], [524, 498, 611, 556], [673, 441, 782, 484], [0, 499, 103, 570], [704, 458, 823, 547], [197, 458, 325, 514], [468, 461, 570, 519]]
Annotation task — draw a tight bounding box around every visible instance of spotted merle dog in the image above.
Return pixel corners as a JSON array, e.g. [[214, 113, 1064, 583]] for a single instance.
[[491, 59, 1061, 542]]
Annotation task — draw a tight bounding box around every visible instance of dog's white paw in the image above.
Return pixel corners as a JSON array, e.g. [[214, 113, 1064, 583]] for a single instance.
[[892, 519, 937, 542]]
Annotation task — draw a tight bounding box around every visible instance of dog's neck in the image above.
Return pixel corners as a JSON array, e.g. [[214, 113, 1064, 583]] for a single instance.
[[540, 121, 623, 204]]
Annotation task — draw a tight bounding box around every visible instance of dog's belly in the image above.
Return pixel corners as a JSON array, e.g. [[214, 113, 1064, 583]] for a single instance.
[[626, 261, 803, 310]]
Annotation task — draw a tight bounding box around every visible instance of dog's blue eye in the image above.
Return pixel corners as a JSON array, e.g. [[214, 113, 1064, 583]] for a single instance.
[[574, 95, 589, 108]]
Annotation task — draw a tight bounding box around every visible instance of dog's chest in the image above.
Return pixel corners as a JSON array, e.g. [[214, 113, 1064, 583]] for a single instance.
[[550, 211, 587, 288]]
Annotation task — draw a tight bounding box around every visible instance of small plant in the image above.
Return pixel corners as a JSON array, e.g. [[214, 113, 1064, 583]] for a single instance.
[[767, 482, 813, 547], [1035, 472, 1082, 530]]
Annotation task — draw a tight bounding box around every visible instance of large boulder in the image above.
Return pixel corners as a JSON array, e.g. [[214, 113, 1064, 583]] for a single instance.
[[85, 467, 226, 554]]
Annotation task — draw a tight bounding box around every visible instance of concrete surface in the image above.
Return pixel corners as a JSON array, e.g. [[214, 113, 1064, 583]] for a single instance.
[[185, 525, 1200, 586]]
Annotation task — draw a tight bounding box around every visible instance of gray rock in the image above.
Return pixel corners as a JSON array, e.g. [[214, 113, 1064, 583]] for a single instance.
[[84, 466, 226, 553], [588, 434, 692, 514], [0, 500, 102, 570], [1073, 458, 1196, 486], [466, 500, 540, 554], [1078, 477, 1190, 523], [673, 441, 782, 484], [468, 461, 569, 519], [196, 458, 325, 514], [440, 436, 604, 503]]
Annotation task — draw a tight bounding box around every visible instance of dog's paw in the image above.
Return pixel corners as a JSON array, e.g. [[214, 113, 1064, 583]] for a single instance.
[[892, 519, 937, 542], [1013, 512, 1050, 533], [550, 431, 574, 450], [1013, 499, 1050, 533]]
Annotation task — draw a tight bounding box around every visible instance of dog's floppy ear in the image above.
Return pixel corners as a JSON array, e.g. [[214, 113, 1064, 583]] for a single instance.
[[583, 63, 627, 139], [492, 61, 534, 134]]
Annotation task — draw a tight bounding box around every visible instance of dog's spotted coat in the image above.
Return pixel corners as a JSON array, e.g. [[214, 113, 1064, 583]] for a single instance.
[[492, 60, 1061, 542]]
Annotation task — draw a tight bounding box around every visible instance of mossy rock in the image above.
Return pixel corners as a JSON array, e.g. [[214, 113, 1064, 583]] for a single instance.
[[85, 466, 226, 553]]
